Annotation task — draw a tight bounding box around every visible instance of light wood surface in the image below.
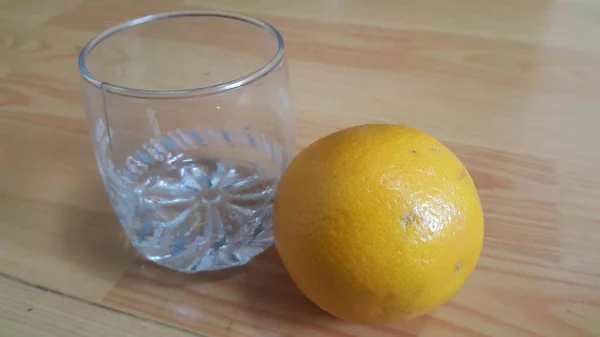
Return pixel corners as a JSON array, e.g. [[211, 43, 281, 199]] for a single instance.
[[1, 0, 600, 336], [0, 276, 198, 337]]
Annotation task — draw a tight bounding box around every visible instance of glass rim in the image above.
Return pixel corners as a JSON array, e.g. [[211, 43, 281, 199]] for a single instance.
[[78, 11, 285, 99]]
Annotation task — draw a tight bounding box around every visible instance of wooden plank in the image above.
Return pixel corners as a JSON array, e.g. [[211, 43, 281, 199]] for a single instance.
[[0, 274, 202, 337], [0, 117, 138, 302]]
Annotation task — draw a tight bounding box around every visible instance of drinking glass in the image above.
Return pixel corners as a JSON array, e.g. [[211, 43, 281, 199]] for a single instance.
[[78, 12, 295, 273]]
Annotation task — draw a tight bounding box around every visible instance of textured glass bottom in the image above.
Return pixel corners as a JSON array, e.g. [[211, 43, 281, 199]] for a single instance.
[[92, 120, 287, 273], [106, 156, 278, 273]]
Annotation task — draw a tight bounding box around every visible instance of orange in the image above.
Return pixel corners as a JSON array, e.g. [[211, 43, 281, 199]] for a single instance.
[[273, 124, 484, 324]]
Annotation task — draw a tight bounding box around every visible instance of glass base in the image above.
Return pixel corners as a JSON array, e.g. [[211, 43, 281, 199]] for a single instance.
[[145, 237, 273, 273], [106, 155, 278, 273]]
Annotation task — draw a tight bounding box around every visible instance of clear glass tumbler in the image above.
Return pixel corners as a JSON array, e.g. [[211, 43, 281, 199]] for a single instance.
[[78, 12, 295, 273]]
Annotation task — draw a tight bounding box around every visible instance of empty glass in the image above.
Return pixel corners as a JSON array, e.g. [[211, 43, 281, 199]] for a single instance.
[[79, 12, 295, 273]]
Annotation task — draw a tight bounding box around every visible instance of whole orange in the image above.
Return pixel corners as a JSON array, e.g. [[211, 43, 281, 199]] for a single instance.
[[273, 124, 484, 324]]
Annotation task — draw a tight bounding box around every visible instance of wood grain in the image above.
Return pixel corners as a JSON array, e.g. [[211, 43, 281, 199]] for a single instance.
[[1, 0, 600, 336], [0, 275, 201, 337]]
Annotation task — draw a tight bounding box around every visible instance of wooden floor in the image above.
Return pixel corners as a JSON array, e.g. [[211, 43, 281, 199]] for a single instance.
[[1, 0, 600, 336]]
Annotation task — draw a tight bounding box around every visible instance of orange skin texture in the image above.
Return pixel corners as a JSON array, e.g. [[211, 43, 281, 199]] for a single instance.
[[274, 124, 484, 324]]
